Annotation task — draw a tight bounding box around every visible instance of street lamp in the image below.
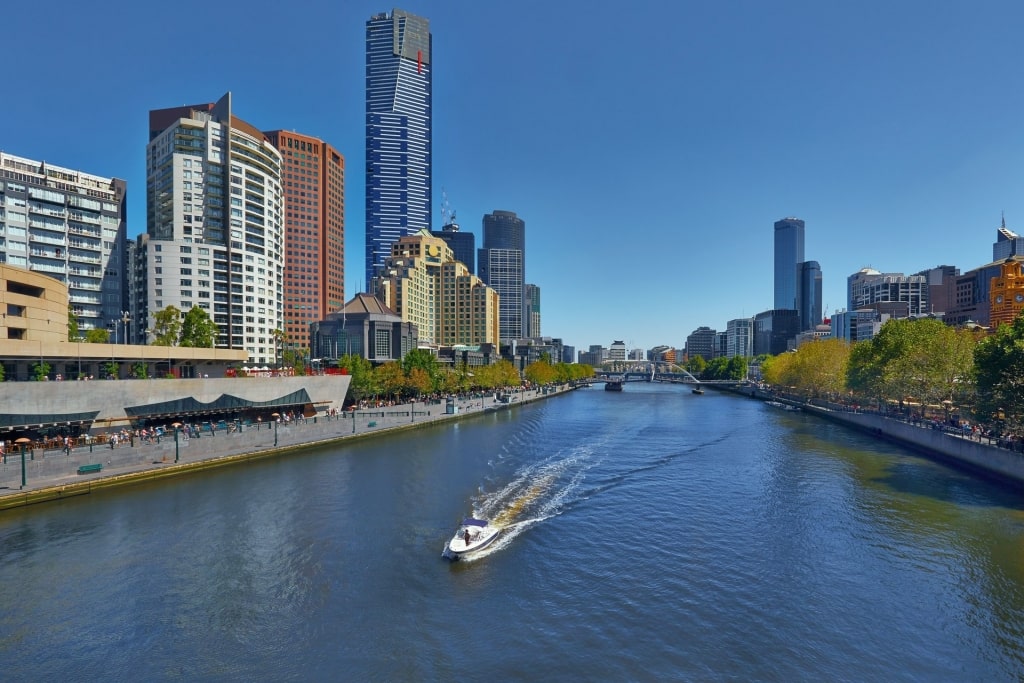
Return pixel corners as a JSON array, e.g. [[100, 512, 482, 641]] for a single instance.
[[271, 413, 280, 447], [15, 437, 31, 489], [172, 422, 182, 463], [121, 311, 131, 346]]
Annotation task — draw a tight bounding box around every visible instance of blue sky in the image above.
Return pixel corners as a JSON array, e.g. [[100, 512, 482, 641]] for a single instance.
[[3, 0, 1023, 353]]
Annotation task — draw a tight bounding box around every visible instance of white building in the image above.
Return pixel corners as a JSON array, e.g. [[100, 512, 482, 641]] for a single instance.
[[0, 153, 127, 336], [144, 93, 284, 364], [726, 318, 754, 358]]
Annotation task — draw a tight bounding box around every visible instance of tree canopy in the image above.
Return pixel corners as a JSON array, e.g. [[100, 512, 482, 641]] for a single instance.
[[179, 306, 217, 348], [151, 305, 182, 346], [974, 314, 1024, 433]]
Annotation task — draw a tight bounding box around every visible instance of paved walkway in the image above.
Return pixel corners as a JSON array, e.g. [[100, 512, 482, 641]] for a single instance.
[[0, 386, 570, 509]]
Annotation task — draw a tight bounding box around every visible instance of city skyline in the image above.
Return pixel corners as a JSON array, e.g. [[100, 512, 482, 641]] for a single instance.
[[2, 1, 1022, 352]]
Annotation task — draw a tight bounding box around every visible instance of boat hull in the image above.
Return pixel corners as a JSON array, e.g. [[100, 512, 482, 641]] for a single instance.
[[443, 525, 500, 560]]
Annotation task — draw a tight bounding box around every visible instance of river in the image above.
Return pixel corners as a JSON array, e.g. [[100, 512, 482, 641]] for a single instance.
[[1, 383, 1023, 681]]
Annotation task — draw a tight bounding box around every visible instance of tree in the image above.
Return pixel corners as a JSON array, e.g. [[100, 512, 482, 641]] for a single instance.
[[686, 355, 707, 376], [68, 305, 80, 341], [272, 328, 286, 367], [179, 306, 217, 348], [131, 362, 149, 379], [974, 314, 1024, 433], [375, 361, 406, 401], [406, 367, 433, 397], [846, 318, 977, 415], [84, 328, 110, 343], [0, 363, 5, 382], [338, 354, 377, 403], [151, 305, 182, 346], [32, 361, 51, 381], [524, 359, 557, 385], [103, 361, 119, 380], [402, 348, 439, 391]]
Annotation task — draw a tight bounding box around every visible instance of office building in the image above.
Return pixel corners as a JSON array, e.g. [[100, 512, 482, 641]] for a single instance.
[[774, 217, 805, 311], [726, 318, 754, 358], [365, 8, 432, 286], [478, 210, 525, 343], [753, 309, 800, 356], [0, 152, 127, 337], [847, 268, 928, 319], [264, 130, 345, 351], [146, 92, 284, 364], [524, 283, 541, 338], [685, 326, 717, 361], [797, 260, 822, 331], [431, 217, 474, 274], [994, 217, 1024, 261]]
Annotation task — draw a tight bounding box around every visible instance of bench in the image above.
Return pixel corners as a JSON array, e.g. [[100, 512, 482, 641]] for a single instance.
[[77, 463, 103, 475], [368, 421, 377, 427]]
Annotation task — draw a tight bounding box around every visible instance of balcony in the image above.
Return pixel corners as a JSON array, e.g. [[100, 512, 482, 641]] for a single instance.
[[68, 251, 101, 264]]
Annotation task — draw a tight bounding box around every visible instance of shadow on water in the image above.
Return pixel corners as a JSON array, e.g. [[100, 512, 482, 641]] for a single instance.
[[870, 459, 1024, 511], [787, 413, 1024, 511]]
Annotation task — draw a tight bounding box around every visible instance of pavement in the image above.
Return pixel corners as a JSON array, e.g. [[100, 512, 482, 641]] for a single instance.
[[0, 386, 569, 508]]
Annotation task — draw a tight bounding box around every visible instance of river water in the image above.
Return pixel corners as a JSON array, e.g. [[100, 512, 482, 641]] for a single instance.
[[2, 383, 1024, 681]]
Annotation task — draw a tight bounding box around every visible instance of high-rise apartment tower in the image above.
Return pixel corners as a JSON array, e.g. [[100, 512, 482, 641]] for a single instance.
[[0, 153, 127, 337], [146, 92, 284, 364]]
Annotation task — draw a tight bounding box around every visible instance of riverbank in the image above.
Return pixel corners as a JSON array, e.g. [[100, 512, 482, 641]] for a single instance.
[[0, 384, 576, 511], [717, 383, 1024, 487]]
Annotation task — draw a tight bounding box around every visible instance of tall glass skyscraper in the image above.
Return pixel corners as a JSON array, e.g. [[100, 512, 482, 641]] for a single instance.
[[478, 210, 525, 343], [773, 217, 805, 311], [365, 8, 432, 288]]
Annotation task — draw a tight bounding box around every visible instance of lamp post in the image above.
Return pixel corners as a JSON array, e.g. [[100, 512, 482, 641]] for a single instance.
[[121, 311, 131, 346], [271, 413, 279, 447], [172, 422, 182, 463], [15, 437, 31, 489]]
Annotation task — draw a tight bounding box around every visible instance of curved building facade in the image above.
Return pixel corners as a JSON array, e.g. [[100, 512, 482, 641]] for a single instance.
[[146, 93, 284, 365]]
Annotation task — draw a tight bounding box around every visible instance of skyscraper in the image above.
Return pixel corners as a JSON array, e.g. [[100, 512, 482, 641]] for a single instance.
[[264, 130, 345, 351], [524, 283, 541, 338], [146, 92, 284, 364], [365, 8, 432, 287], [431, 217, 474, 274], [0, 152, 127, 337], [478, 210, 525, 343], [773, 217, 805, 311], [797, 260, 822, 331]]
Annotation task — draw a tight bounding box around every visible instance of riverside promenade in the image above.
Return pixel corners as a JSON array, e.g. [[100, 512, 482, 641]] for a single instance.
[[0, 385, 572, 511]]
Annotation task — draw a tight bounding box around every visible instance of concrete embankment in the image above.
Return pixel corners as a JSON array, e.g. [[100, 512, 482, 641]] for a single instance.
[[0, 385, 575, 511], [719, 384, 1024, 487]]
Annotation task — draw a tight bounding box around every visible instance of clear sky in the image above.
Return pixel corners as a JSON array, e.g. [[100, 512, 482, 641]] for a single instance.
[[3, 0, 1023, 353]]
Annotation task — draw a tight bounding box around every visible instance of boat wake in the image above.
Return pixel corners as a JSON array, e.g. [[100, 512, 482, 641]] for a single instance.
[[455, 443, 598, 562]]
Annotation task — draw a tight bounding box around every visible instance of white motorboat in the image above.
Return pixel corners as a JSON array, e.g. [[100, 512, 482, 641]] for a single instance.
[[443, 518, 500, 560]]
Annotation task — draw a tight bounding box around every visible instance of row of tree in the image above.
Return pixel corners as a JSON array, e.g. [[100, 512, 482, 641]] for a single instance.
[[758, 316, 1024, 434], [338, 350, 593, 405]]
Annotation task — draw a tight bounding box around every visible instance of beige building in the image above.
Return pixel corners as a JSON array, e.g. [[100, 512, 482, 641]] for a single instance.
[[1, 263, 246, 381], [374, 229, 499, 347]]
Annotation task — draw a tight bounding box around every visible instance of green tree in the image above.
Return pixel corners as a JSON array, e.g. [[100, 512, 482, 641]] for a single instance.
[[686, 355, 707, 376], [151, 305, 182, 346], [338, 354, 376, 403], [846, 318, 976, 415], [375, 361, 407, 401], [68, 305, 81, 341], [84, 328, 110, 343], [131, 362, 149, 379], [974, 314, 1024, 432], [272, 329, 286, 367], [524, 360, 557, 385], [32, 361, 51, 381], [402, 348, 439, 391], [179, 306, 217, 348], [0, 363, 5, 382], [103, 361, 119, 379]]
